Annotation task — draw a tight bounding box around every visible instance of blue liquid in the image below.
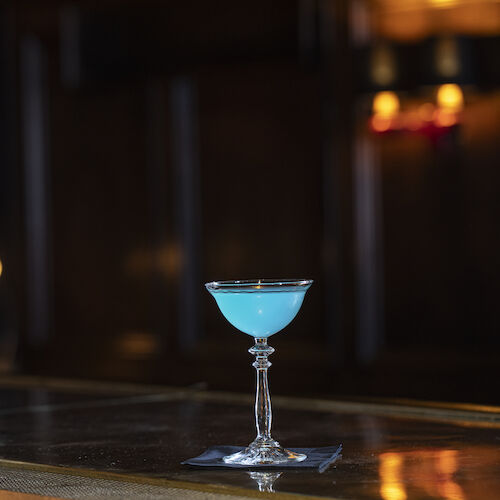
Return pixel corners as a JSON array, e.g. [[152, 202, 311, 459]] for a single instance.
[[210, 289, 307, 338]]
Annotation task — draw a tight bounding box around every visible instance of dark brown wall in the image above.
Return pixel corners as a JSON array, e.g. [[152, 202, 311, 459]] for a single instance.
[[2, 1, 500, 403]]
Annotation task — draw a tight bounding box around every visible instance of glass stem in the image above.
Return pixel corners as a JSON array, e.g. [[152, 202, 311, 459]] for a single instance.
[[249, 338, 275, 443]]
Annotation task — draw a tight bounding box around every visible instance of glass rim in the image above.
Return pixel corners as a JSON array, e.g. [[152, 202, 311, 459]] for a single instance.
[[205, 279, 313, 291]]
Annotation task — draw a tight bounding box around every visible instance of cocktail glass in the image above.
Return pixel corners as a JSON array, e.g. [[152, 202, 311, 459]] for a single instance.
[[205, 278, 313, 466]]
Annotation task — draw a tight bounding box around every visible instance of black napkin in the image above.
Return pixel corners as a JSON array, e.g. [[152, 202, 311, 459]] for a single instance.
[[182, 444, 342, 472]]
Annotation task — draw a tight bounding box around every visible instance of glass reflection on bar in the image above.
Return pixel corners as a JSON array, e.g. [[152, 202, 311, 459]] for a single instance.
[[380, 453, 407, 500], [380, 450, 467, 500]]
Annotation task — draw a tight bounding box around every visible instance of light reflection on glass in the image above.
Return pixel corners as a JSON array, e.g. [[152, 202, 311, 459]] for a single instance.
[[249, 472, 282, 493]]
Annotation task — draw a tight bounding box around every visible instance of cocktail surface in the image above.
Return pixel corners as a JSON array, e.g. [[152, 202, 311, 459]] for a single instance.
[[208, 285, 309, 337]]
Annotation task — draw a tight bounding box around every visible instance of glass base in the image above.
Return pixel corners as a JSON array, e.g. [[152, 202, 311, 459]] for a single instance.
[[223, 438, 307, 466]]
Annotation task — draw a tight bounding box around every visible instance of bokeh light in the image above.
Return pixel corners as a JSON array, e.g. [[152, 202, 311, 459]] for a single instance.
[[373, 91, 401, 118], [437, 83, 464, 112]]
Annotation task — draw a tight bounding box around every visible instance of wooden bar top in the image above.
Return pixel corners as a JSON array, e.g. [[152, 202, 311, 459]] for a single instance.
[[0, 376, 499, 499]]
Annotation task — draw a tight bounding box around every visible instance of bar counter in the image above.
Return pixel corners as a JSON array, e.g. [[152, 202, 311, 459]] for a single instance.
[[0, 376, 499, 499]]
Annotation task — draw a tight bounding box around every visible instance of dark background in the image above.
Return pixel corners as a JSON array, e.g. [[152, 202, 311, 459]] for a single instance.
[[1, 0, 499, 403]]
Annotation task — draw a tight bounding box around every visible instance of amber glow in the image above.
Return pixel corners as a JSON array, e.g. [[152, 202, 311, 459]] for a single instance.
[[371, 91, 400, 132], [434, 108, 458, 127], [370, 95, 460, 133], [373, 91, 400, 118], [428, 0, 458, 8], [255, 279, 262, 289], [437, 83, 464, 112], [380, 453, 407, 500], [117, 332, 158, 359], [0, 258, 2, 278], [437, 450, 465, 500], [371, 115, 392, 132], [125, 244, 182, 278], [438, 449, 459, 475], [418, 103, 436, 121], [373, 0, 500, 40], [379, 450, 468, 500], [403, 110, 423, 131]]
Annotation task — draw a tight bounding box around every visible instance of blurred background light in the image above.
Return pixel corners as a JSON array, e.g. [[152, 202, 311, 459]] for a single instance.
[[116, 332, 159, 360], [374, 0, 500, 40], [371, 91, 401, 132], [1, 0, 499, 404], [418, 102, 436, 121], [434, 108, 458, 127], [373, 91, 400, 118], [371, 44, 397, 86], [437, 83, 464, 112], [428, 0, 458, 8], [435, 36, 461, 78], [371, 115, 393, 132]]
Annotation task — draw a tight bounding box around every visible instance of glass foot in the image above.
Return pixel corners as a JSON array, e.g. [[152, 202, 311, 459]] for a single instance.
[[223, 438, 307, 466]]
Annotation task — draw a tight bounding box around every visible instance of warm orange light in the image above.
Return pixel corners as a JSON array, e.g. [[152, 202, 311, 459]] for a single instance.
[[117, 332, 158, 360], [404, 110, 422, 131], [255, 279, 262, 289], [373, 91, 400, 118], [437, 450, 465, 500], [125, 244, 182, 279], [440, 481, 465, 500], [434, 109, 457, 127], [380, 453, 407, 500], [374, 0, 500, 41], [418, 103, 436, 121], [371, 115, 392, 132], [437, 450, 458, 475], [0, 258, 2, 278], [428, 0, 457, 9], [437, 83, 464, 112]]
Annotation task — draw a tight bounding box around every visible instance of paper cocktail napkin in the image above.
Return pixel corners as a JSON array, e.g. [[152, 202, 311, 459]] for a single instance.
[[183, 444, 342, 472]]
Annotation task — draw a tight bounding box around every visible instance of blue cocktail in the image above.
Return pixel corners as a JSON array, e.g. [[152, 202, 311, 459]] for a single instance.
[[206, 279, 313, 466], [210, 285, 307, 338]]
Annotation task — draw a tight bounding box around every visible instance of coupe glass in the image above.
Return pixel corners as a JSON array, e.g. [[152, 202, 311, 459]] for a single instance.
[[205, 278, 313, 466]]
